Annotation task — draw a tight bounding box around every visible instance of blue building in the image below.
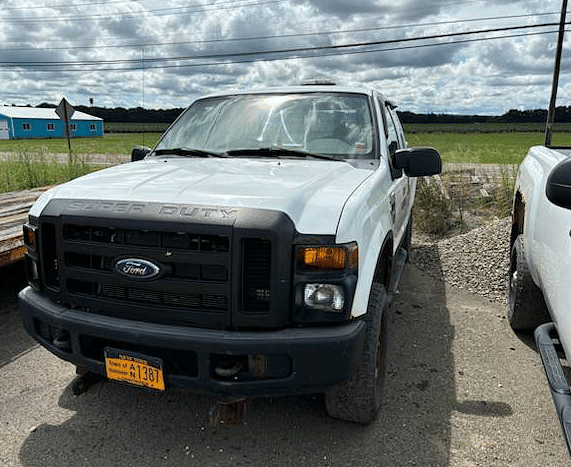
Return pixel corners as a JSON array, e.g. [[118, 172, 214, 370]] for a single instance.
[[0, 106, 104, 140]]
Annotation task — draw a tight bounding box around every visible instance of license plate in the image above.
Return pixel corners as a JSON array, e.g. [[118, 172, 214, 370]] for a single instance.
[[104, 348, 165, 391]]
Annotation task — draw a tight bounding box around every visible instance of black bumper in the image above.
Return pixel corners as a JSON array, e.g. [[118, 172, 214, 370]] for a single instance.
[[535, 322, 571, 455], [19, 286, 366, 397]]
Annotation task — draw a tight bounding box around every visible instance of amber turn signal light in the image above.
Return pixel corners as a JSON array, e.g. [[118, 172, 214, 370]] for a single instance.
[[297, 244, 357, 271]]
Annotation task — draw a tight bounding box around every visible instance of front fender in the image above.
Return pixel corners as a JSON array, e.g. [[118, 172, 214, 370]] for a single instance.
[[336, 163, 394, 318]]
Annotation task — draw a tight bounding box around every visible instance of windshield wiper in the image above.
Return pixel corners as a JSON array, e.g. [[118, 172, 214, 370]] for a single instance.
[[224, 147, 338, 161], [153, 147, 226, 158]]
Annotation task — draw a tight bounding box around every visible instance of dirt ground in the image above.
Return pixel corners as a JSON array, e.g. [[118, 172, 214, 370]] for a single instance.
[[1, 259, 568, 466]]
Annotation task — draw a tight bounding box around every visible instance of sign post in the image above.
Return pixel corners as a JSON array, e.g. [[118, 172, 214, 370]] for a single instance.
[[55, 97, 75, 165]]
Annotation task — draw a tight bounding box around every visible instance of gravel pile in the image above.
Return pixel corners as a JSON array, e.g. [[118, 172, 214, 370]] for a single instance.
[[410, 217, 511, 303]]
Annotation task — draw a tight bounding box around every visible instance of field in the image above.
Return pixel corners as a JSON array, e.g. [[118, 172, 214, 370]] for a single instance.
[[403, 123, 571, 165], [0, 132, 162, 158], [407, 132, 546, 165], [0, 123, 569, 194]]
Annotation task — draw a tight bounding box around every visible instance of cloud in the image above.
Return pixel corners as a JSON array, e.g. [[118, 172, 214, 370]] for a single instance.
[[305, 0, 389, 17], [0, 0, 566, 114]]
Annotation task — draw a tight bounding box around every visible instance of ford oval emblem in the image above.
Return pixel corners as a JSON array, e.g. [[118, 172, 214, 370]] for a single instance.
[[115, 258, 161, 279]]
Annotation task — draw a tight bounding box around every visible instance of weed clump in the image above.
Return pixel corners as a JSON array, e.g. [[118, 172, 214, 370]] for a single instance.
[[413, 165, 517, 237], [0, 147, 94, 193], [414, 177, 452, 235]]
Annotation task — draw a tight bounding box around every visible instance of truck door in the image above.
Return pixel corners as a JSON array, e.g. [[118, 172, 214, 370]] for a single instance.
[[384, 104, 410, 233]]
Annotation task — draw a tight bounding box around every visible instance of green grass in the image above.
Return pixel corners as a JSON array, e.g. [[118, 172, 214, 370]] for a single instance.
[[402, 122, 571, 133], [0, 149, 95, 192], [0, 134, 162, 193], [406, 131, 571, 165], [1, 125, 569, 194], [0, 133, 162, 157]]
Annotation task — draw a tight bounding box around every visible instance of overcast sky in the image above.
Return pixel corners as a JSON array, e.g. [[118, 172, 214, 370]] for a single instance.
[[0, 0, 570, 114]]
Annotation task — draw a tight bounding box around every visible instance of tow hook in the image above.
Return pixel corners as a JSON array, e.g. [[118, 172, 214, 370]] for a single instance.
[[71, 367, 103, 396], [208, 397, 248, 426]]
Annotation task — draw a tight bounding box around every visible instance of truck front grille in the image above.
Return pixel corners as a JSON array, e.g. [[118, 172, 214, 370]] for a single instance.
[[36, 203, 294, 329], [39, 220, 235, 327]]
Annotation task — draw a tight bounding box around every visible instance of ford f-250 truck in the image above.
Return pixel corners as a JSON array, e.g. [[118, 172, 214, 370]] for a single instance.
[[19, 84, 441, 423]]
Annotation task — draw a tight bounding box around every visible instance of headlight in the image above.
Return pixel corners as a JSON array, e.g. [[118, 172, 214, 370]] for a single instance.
[[304, 284, 345, 311], [294, 242, 357, 324]]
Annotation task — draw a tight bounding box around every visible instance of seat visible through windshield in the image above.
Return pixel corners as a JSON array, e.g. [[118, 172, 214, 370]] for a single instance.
[[155, 93, 374, 160]]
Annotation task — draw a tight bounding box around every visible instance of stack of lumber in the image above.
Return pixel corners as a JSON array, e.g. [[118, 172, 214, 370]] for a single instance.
[[0, 187, 50, 267]]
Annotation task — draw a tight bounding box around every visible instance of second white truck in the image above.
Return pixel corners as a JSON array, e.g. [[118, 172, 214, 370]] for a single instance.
[[509, 145, 571, 451]]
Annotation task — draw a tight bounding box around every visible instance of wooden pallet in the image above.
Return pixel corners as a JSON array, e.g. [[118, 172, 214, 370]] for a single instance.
[[0, 187, 50, 267]]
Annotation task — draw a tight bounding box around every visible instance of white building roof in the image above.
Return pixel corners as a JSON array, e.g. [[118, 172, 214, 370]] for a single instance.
[[0, 106, 102, 121]]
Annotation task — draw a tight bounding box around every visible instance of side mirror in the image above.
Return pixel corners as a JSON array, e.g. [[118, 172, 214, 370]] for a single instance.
[[131, 145, 151, 162], [394, 147, 442, 177], [546, 158, 571, 210]]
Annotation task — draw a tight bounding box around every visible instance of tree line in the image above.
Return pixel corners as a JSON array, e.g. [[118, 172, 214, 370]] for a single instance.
[[34, 103, 571, 124], [398, 107, 571, 124]]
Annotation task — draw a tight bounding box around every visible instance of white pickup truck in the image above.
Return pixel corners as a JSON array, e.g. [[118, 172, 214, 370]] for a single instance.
[[509, 145, 571, 450], [18, 84, 441, 423]]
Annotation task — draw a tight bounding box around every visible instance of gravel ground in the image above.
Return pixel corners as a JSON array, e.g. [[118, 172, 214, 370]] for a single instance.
[[410, 216, 511, 304]]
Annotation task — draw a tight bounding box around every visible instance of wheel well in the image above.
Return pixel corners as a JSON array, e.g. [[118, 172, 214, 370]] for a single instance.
[[511, 191, 525, 248], [373, 234, 393, 290]]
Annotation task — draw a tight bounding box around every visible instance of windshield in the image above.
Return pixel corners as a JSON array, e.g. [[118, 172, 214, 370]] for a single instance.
[[154, 93, 375, 160]]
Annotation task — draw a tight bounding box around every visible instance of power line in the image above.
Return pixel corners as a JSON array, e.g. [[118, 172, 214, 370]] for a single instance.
[[0, 11, 561, 52], [2, 0, 138, 10], [138, 29, 560, 72], [0, 0, 290, 23], [0, 21, 564, 71]]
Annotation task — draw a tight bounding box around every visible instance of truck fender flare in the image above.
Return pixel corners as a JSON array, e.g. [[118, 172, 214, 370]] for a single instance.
[[511, 190, 526, 248], [372, 232, 393, 291]]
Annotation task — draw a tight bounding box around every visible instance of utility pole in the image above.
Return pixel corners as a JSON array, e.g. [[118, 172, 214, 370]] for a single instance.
[[544, 0, 568, 147]]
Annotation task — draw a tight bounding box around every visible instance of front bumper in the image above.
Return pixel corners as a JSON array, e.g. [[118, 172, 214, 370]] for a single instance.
[[19, 286, 366, 397]]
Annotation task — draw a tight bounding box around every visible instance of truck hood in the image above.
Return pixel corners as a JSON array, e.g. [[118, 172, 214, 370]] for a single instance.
[[31, 157, 373, 234]]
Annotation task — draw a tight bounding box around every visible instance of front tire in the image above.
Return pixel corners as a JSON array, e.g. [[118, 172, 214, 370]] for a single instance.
[[508, 235, 550, 330], [324, 284, 389, 424]]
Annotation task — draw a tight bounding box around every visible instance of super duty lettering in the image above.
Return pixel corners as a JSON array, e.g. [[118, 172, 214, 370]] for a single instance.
[[158, 205, 238, 219], [67, 201, 145, 213]]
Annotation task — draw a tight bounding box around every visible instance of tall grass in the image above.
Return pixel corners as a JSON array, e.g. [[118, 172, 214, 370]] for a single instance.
[[0, 133, 162, 158], [414, 177, 452, 235], [0, 148, 95, 193], [491, 165, 518, 218], [413, 165, 518, 235]]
